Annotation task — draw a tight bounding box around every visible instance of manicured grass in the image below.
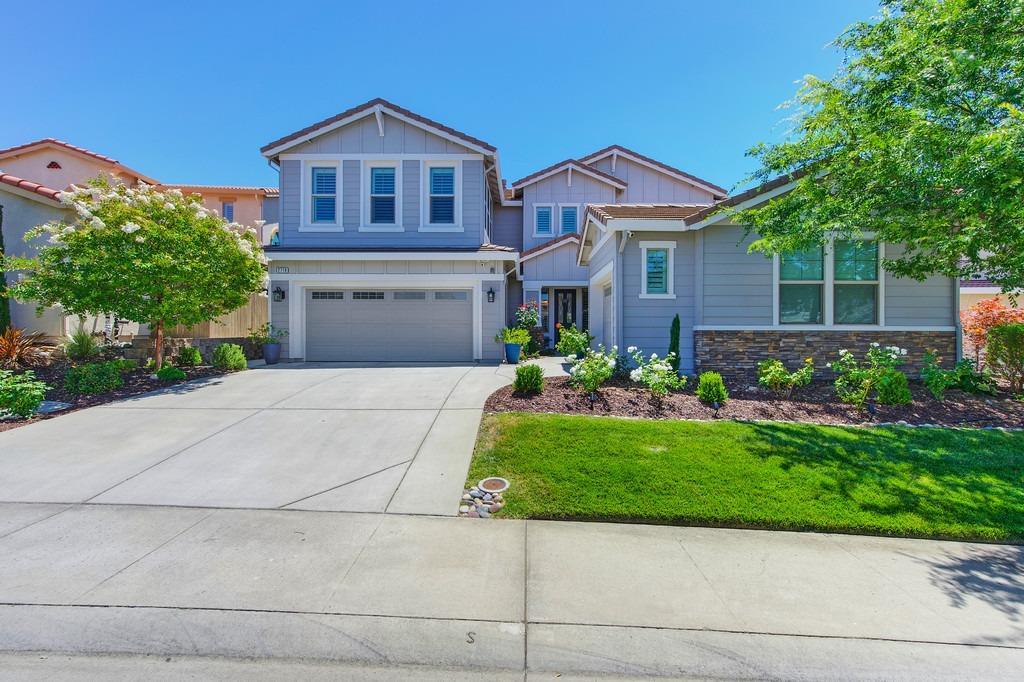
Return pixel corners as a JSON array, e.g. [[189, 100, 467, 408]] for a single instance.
[[469, 413, 1024, 542]]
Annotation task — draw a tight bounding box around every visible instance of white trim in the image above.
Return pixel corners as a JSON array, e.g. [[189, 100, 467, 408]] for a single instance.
[[279, 153, 485, 161], [420, 159, 463, 232], [299, 160, 342, 232], [520, 235, 579, 262], [557, 203, 581, 235], [581, 148, 724, 197], [262, 104, 495, 158], [686, 180, 800, 230], [639, 240, 676, 299], [588, 261, 614, 286], [264, 251, 517, 262], [361, 160, 402, 231], [511, 161, 627, 191], [693, 325, 957, 332], [522, 279, 589, 288], [603, 217, 691, 232], [532, 203, 555, 238], [373, 106, 385, 137]]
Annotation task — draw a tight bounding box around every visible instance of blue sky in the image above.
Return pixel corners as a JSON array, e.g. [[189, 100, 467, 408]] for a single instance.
[[3, 1, 878, 192]]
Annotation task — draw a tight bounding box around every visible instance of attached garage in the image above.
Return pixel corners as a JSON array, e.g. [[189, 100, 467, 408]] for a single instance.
[[305, 288, 474, 362]]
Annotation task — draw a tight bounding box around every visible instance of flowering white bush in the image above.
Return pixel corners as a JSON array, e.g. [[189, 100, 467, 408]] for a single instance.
[[568, 345, 618, 394], [627, 347, 686, 398], [830, 344, 912, 408]]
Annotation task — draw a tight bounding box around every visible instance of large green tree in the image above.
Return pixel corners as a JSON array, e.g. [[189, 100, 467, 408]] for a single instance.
[[2, 180, 266, 367], [738, 0, 1024, 289]]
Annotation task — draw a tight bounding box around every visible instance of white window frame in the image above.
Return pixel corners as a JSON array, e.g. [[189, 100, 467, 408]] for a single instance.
[[361, 160, 403, 232], [558, 203, 581, 235], [420, 160, 463, 232], [299, 160, 342, 232], [772, 235, 886, 327], [533, 203, 555, 238], [639, 240, 676, 299], [776, 244, 825, 326]]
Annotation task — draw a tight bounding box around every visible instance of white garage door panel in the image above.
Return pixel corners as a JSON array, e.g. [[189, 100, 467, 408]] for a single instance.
[[306, 289, 473, 361]]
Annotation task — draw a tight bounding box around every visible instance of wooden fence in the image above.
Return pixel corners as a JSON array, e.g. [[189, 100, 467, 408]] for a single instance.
[[166, 292, 268, 339]]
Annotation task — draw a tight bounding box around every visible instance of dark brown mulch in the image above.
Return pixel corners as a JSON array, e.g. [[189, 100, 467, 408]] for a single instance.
[[1, 360, 229, 433], [486, 376, 1024, 429]]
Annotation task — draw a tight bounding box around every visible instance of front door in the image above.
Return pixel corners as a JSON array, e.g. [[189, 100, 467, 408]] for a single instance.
[[553, 288, 577, 342]]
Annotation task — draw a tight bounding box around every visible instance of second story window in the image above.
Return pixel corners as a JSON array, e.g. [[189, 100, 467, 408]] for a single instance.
[[311, 167, 337, 224], [560, 205, 578, 235], [534, 205, 553, 236], [429, 167, 456, 224], [221, 201, 235, 222], [370, 166, 397, 224]]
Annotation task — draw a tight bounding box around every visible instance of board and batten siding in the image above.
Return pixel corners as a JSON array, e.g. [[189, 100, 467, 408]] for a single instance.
[[269, 279, 289, 358], [620, 231, 697, 373], [587, 156, 718, 204], [521, 171, 616, 252], [287, 113, 477, 155], [481, 279, 506, 361], [700, 224, 773, 325], [521, 242, 589, 283], [491, 205, 523, 251]]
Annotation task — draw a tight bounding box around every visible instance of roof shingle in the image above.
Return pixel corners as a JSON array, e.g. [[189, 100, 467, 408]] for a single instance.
[[0, 172, 62, 202]]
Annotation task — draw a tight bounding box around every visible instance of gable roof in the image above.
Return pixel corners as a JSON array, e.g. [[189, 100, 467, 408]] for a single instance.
[[260, 98, 497, 157], [0, 138, 159, 185], [586, 203, 706, 222], [509, 159, 627, 192], [0, 172, 63, 204], [520, 233, 581, 260], [579, 144, 727, 198], [684, 169, 808, 227]]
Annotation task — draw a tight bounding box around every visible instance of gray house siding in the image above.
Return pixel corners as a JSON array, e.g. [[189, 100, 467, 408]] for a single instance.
[[700, 224, 773, 325], [402, 159, 420, 227], [288, 114, 476, 155], [522, 171, 616, 252], [261, 195, 280, 224], [269, 279, 289, 358], [521, 242, 588, 283], [620, 232, 696, 373], [342, 160, 360, 229], [492, 205, 523, 251], [884, 244, 956, 326], [587, 156, 717, 204], [481, 279, 505, 361]]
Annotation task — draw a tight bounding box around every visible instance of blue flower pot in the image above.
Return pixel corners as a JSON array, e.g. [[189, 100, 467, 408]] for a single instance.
[[504, 342, 522, 364], [263, 343, 282, 365]]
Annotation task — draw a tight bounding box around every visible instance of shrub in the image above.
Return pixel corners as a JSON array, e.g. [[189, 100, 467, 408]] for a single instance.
[[757, 358, 814, 396], [920, 351, 995, 400], [568, 346, 617, 394], [0, 369, 49, 418], [156, 364, 187, 381], [627, 346, 686, 399], [668, 314, 681, 372], [109, 357, 138, 373], [555, 324, 593, 358], [176, 346, 202, 367], [514, 302, 540, 329], [495, 327, 531, 345], [0, 327, 48, 369], [513, 364, 544, 394], [987, 323, 1024, 393], [65, 361, 123, 394], [696, 372, 729, 405], [960, 297, 1024, 367], [247, 323, 288, 346], [212, 343, 247, 371], [64, 328, 100, 361], [830, 343, 911, 408]]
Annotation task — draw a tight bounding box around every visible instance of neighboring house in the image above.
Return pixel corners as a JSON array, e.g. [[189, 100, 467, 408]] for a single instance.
[[959, 276, 1020, 312], [263, 97, 960, 375], [0, 138, 158, 190], [156, 184, 280, 245]]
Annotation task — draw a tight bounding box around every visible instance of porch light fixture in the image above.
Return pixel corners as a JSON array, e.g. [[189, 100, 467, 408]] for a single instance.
[[487, 287, 496, 303], [272, 286, 286, 302]]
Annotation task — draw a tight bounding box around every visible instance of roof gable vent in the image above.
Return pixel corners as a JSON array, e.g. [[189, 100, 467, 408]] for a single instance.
[[47, 161, 62, 169]]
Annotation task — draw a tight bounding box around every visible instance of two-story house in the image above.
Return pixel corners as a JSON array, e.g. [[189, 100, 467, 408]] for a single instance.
[[264, 98, 960, 376]]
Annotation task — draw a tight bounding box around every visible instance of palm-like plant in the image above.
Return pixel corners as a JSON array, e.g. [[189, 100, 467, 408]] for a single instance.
[[0, 327, 48, 369]]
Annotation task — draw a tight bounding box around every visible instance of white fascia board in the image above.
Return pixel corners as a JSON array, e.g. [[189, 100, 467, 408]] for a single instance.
[[520, 236, 580, 262], [522, 279, 589, 288], [264, 251, 518, 261], [686, 179, 804, 230], [511, 163, 626, 192], [605, 218, 688, 232], [582, 149, 723, 197]]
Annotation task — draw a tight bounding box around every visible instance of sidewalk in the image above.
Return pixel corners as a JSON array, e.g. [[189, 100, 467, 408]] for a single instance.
[[0, 502, 1021, 679]]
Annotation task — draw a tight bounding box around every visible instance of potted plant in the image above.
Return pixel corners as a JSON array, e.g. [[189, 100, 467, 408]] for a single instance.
[[495, 327, 530, 364], [247, 323, 288, 365]]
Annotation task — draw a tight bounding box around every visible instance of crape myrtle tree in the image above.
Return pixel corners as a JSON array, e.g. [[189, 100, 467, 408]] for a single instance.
[[736, 0, 1024, 289], [2, 180, 266, 368]]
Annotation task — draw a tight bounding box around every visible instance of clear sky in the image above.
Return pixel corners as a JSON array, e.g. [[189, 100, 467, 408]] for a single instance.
[[4, 0, 879, 193]]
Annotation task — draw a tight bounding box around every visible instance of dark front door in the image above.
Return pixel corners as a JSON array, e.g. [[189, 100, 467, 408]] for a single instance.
[[553, 288, 577, 342]]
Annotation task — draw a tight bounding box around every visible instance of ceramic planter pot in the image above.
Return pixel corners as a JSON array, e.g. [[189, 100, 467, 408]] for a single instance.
[[263, 343, 282, 365], [504, 342, 522, 364]]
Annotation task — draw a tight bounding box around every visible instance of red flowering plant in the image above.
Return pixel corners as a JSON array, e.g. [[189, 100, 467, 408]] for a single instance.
[[961, 297, 1024, 367], [515, 301, 540, 329]]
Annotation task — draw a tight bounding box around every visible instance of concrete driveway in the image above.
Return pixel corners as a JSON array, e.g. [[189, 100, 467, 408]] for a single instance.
[[0, 362, 520, 515]]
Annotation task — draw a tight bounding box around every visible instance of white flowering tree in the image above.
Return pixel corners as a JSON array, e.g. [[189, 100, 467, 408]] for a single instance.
[[3, 180, 266, 368]]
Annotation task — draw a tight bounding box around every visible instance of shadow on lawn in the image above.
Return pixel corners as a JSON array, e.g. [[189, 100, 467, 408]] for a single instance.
[[742, 421, 1024, 541]]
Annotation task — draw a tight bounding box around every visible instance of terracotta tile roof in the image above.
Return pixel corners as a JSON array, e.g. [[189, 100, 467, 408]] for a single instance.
[[158, 184, 278, 195], [684, 169, 808, 225], [0, 138, 158, 184], [579, 144, 727, 197], [261, 98, 497, 155], [510, 159, 627, 190], [520, 233, 580, 258], [479, 243, 517, 253], [0, 172, 62, 202], [586, 203, 706, 222]]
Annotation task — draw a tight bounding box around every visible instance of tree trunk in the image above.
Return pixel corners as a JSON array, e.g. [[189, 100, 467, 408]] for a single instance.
[[154, 319, 164, 369]]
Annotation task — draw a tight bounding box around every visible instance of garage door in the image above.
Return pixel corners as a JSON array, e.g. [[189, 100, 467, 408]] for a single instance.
[[305, 289, 473, 361]]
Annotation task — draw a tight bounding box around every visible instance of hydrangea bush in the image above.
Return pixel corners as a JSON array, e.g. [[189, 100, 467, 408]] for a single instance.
[[829, 343, 912, 408], [568, 346, 617, 396], [757, 358, 814, 396], [627, 346, 686, 399]]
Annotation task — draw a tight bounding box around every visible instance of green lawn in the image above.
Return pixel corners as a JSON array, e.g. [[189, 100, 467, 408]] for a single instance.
[[469, 413, 1024, 542]]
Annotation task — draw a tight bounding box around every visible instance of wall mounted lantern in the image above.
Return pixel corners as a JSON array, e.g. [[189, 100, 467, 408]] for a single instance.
[[487, 287, 496, 303], [272, 286, 286, 302]]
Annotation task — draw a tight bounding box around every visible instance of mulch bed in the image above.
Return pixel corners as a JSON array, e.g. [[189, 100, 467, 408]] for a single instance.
[[1, 359, 228, 433], [486, 376, 1024, 429]]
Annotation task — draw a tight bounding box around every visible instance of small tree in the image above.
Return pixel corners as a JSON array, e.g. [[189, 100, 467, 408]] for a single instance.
[[960, 297, 1024, 367], [668, 314, 681, 372], [3, 180, 266, 368]]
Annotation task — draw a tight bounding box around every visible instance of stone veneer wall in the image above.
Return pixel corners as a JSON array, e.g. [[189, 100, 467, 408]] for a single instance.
[[694, 330, 957, 383], [124, 336, 261, 364]]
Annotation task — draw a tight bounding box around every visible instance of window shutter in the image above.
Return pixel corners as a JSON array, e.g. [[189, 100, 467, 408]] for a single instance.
[[430, 167, 455, 195], [222, 202, 234, 222], [536, 206, 552, 234], [430, 197, 455, 224], [646, 249, 668, 294], [560, 206, 577, 234], [371, 167, 396, 195], [312, 167, 336, 194]]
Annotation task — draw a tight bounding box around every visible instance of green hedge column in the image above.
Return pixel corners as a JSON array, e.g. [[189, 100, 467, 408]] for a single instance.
[[669, 313, 680, 372]]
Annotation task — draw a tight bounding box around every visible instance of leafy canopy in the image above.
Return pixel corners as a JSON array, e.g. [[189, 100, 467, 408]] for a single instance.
[[3, 180, 266, 330], [738, 0, 1024, 289]]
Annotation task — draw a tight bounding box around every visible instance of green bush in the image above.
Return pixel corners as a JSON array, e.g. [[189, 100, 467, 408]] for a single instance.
[[109, 357, 138, 373], [757, 358, 814, 395], [513, 363, 544, 394], [176, 346, 202, 367], [0, 369, 49, 418], [668, 314, 681, 372], [696, 372, 729, 405], [876, 368, 913, 405], [65, 361, 123, 394], [555, 325, 593, 359], [831, 343, 911, 409], [920, 351, 995, 400], [63, 328, 99, 361], [156, 364, 187, 381], [987, 323, 1024, 393], [494, 327, 531, 345], [212, 343, 247, 371], [568, 347, 617, 394], [627, 347, 686, 399]]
